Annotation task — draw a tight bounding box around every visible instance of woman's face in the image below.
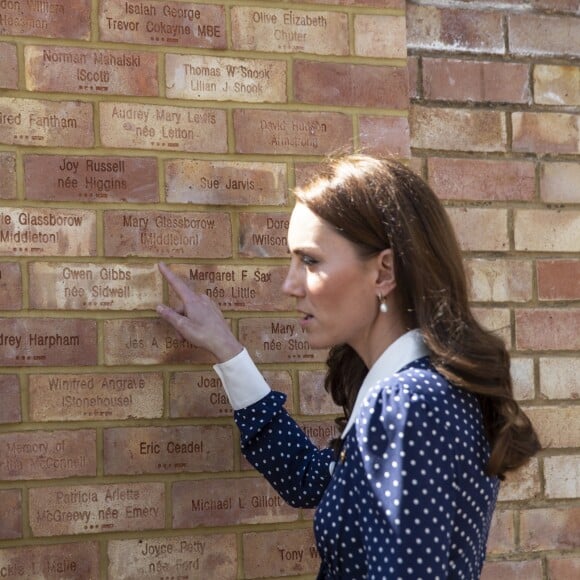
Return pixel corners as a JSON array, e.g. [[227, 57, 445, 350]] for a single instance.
[[283, 202, 381, 353]]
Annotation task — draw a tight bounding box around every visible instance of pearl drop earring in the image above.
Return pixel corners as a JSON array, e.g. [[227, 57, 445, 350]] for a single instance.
[[379, 294, 388, 314]]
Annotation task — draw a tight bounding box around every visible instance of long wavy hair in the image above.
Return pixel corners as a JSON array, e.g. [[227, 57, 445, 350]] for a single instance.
[[294, 154, 540, 480]]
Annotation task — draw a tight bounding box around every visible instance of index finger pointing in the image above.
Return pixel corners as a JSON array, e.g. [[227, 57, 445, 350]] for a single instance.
[[158, 262, 195, 302]]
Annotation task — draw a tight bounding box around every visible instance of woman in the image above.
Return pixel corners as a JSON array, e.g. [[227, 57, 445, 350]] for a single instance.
[[157, 155, 540, 579]]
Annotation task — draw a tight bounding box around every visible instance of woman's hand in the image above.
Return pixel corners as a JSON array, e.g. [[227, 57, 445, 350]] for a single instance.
[[156, 262, 243, 363]]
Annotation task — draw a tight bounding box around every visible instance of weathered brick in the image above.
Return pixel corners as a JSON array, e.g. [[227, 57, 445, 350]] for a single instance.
[[29, 483, 165, 536], [498, 458, 541, 501], [29, 372, 164, 421], [25, 46, 157, 96], [165, 159, 287, 206], [99, 102, 227, 153], [104, 210, 231, 258], [540, 162, 580, 203], [0, 489, 21, 539], [481, 559, 543, 580], [99, 0, 226, 48], [299, 370, 342, 415], [0, 375, 20, 423], [243, 528, 320, 578], [295, 60, 408, 109], [297, 0, 404, 6], [465, 258, 533, 302], [539, 357, 580, 399], [512, 111, 579, 154], [407, 56, 419, 98], [234, 109, 353, 155], [534, 64, 580, 106], [0, 0, 90, 39], [0, 318, 97, 366], [524, 406, 580, 448], [486, 509, 516, 555], [298, 420, 340, 449], [423, 59, 530, 103], [359, 115, 411, 158], [0, 42, 17, 89], [515, 209, 580, 252], [166, 54, 286, 103], [0, 98, 93, 147], [0, 262, 22, 310], [0, 152, 16, 199], [520, 507, 580, 551], [544, 455, 580, 499], [406, 4, 504, 54], [108, 534, 238, 579], [231, 6, 348, 55], [547, 556, 580, 579], [510, 357, 535, 401], [517, 309, 580, 351], [354, 14, 407, 58], [411, 106, 507, 152], [0, 429, 95, 480], [537, 259, 580, 300], [509, 13, 580, 57], [532, 0, 580, 12], [447, 208, 509, 252], [238, 212, 291, 258], [471, 307, 511, 346]]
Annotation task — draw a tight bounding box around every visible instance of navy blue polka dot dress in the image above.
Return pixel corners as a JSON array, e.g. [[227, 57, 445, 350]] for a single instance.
[[234, 355, 499, 579]]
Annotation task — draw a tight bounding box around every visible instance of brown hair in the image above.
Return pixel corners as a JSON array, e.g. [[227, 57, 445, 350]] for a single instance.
[[294, 154, 540, 480]]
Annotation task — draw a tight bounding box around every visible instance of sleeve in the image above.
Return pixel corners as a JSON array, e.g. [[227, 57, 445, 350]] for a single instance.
[[355, 378, 456, 579]]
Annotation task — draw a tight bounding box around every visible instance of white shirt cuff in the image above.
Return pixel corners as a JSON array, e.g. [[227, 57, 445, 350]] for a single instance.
[[213, 348, 271, 410]]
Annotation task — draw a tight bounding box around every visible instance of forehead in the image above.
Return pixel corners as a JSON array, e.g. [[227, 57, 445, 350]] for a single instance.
[[288, 203, 335, 248]]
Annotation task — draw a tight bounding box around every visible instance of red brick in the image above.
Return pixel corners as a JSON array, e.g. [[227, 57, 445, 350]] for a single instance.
[[544, 455, 580, 498], [539, 357, 580, 399], [299, 371, 342, 415], [498, 458, 541, 502], [520, 507, 580, 551], [29, 482, 165, 536], [0, 429, 95, 480], [535, 64, 580, 106], [0, 42, 17, 89], [359, 115, 411, 158], [296, 0, 404, 6], [411, 106, 507, 152], [0, 489, 21, 539], [537, 260, 580, 300], [547, 556, 580, 579], [0, 262, 21, 310], [481, 559, 543, 580], [172, 477, 298, 528], [486, 509, 516, 555], [294, 60, 408, 109], [407, 56, 419, 99], [99, 0, 226, 48], [238, 212, 291, 258], [24, 154, 159, 203], [104, 210, 232, 258], [516, 309, 580, 351], [512, 112, 579, 154], [354, 14, 407, 59], [165, 159, 288, 206], [234, 109, 353, 155], [509, 13, 580, 57], [525, 406, 580, 448], [406, 4, 504, 54], [447, 208, 509, 252], [540, 162, 580, 203], [423, 59, 530, 104], [0, 152, 16, 199], [0, 318, 97, 367], [515, 209, 580, 252], [429, 158, 535, 201], [465, 258, 533, 303], [0, 375, 20, 424], [532, 0, 580, 12], [0, 0, 90, 39]]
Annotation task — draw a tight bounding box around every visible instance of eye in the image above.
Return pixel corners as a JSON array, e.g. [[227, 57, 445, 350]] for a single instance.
[[300, 254, 318, 266]]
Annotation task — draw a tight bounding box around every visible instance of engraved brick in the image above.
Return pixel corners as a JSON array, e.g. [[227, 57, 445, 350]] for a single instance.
[[0, 318, 97, 367], [359, 115, 411, 158], [354, 14, 406, 58], [234, 109, 352, 155], [498, 458, 540, 502], [537, 260, 580, 300], [299, 371, 342, 415], [540, 162, 580, 203], [172, 477, 298, 528], [104, 425, 234, 475], [0, 152, 16, 199], [539, 357, 580, 399], [428, 158, 535, 201], [104, 318, 216, 365], [0, 429, 95, 480], [0, 375, 20, 424], [166, 54, 286, 103], [509, 13, 580, 57], [481, 560, 542, 580], [411, 106, 507, 152], [0, 262, 22, 310], [517, 309, 580, 351], [0, 207, 96, 257], [510, 357, 535, 401], [520, 507, 580, 551], [544, 455, 580, 499], [486, 510, 515, 555], [0, 42, 17, 89], [513, 112, 579, 154], [0, 542, 99, 578], [0, 97, 93, 147], [298, 420, 339, 449], [99, 0, 226, 49], [165, 159, 287, 205], [25, 46, 157, 96], [294, 61, 408, 109], [100, 102, 226, 153], [548, 557, 580, 579], [465, 258, 533, 302], [104, 210, 231, 258], [239, 318, 328, 364], [232, 6, 348, 55], [515, 209, 580, 252], [535, 64, 580, 106], [29, 372, 164, 421], [447, 208, 508, 252], [0, 489, 21, 539], [30, 482, 165, 536], [170, 370, 293, 418], [0, 0, 90, 39], [108, 534, 237, 579], [525, 406, 580, 448], [238, 212, 290, 258], [29, 262, 163, 311], [243, 528, 319, 578]]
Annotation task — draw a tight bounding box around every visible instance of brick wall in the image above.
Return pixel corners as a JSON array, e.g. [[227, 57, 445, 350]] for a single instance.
[[0, 0, 577, 579]]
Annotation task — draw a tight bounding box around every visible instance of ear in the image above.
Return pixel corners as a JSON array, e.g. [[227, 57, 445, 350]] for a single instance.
[[374, 248, 396, 296]]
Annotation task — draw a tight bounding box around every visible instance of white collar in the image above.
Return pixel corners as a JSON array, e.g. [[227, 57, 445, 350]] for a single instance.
[[340, 329, 429, 439]]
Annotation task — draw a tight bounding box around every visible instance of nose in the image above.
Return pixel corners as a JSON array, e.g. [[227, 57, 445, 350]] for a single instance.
[[282, 260, 305, 298]]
